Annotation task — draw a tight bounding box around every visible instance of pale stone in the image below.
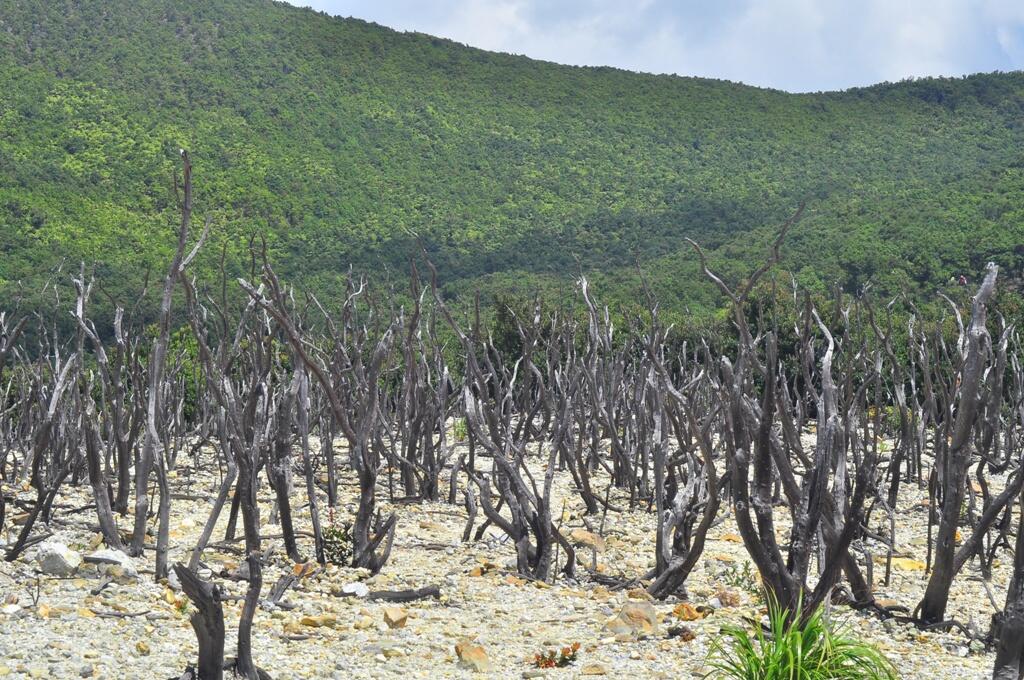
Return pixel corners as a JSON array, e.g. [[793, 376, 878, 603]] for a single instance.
[[341, 582, 370, 598], [84, 549, 138, 583], [36, 543, 82, 576]]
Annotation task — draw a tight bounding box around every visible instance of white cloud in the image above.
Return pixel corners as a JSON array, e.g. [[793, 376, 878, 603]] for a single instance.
[[287, 0, 1024, 91]]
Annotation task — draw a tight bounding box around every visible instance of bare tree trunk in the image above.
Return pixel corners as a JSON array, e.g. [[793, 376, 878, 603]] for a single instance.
[[155, 458, 171, 580], [189, 415, 237, 570], [233, 552, 265, 680], [268, 376, 299, 562], [297, 370, 325, 564], [84, 412, 123, 551], [920, 264, 998, 624], [993, 495, 1024, 679], [131, 150, 206, 557], [173, 563, 225, 680]]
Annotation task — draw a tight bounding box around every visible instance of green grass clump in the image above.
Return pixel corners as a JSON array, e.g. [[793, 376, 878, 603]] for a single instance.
[[707, 596, 898, 680]]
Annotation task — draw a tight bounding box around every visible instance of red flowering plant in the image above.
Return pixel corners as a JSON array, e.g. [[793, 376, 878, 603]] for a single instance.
[[533, 643, 581, 668]]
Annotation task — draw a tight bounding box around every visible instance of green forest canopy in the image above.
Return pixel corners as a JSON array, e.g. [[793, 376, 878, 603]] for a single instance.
[[1, 0, 1024, 329]]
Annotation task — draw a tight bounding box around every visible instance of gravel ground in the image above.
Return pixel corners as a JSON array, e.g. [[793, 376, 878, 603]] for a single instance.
[[0, 442, 1009, 679]]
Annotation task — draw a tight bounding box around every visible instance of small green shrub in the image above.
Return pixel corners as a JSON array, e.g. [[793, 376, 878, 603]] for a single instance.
[[452, 417, 468, 443], [707, 596, 897, 679], [323, 520, 353, 566]]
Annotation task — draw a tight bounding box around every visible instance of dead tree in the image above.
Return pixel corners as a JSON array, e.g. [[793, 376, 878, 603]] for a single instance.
[[431, 269, 574, 581], [4, 349, 76, 561], [579, 280, 638, 501], [685, 209, 876, 618], [105, 304, 147, 516], [173, 562, 225, 680], [72, 275, 125, 550], [919, 264, 1002, 624], [266, 365, 300, 562], [374, 267, 457, 504], [242, 266, 398, 573], [180, 275, 263, 557], [993, 495, 1024, 679], [646, 336, 721, 599], [172, 287, 272, 679], [295, 367, 325, 564], [130, 150, 206, 561]]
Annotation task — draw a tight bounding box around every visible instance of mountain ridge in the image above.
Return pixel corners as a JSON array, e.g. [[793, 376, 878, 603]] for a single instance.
[[1, 0, 1023, 322]]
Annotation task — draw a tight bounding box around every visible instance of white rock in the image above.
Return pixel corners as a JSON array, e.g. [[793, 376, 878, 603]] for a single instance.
[[341, 582, 370, 598], [36, 542, 82, 576], [85, 548, 138, 582]]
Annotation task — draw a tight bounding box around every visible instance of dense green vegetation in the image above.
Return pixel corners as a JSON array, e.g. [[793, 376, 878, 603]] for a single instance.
[[1, 0, 1024, 328], [709, 598, 898, 680]]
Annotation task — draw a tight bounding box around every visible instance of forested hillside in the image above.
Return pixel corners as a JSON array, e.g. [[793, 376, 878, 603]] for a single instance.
[[2, 0, 1024, 323]]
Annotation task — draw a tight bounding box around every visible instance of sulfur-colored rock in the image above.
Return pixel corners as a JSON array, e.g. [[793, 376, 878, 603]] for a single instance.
[[673, 602, 703, 621], [300, 614, 338, 628], [569, 529, 606, 553], [455, 640, 494, 672], [605, 601, 657, 637], [383, 607, 407, 629], [716, 587, 740, 607]]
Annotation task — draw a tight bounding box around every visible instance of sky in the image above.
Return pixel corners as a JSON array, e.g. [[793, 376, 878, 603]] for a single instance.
[[283, 0, 1024, 92]]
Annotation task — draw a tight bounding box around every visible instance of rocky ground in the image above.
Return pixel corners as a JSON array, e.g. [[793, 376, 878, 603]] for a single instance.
[[0, 443, 1011, 679]]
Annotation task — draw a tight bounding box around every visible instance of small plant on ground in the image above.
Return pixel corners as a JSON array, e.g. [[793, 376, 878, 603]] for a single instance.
[[452, 417, 468, 442], [533, 643, 580, 668], [707, 595, 897, 679], [323, 509, 354, 566], [720, 561, 762, 603]]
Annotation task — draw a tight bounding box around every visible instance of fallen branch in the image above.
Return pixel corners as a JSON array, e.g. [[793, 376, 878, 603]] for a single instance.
[[90, 608, 151, 619], [366, 585, 441, 602]]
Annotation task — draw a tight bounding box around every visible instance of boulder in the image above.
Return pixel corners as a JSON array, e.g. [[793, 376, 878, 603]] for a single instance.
[[605, 601, 658, 637], [667, 625, 696, 641], [36, 542, 82, 576], [84, 548, 138, 583]]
